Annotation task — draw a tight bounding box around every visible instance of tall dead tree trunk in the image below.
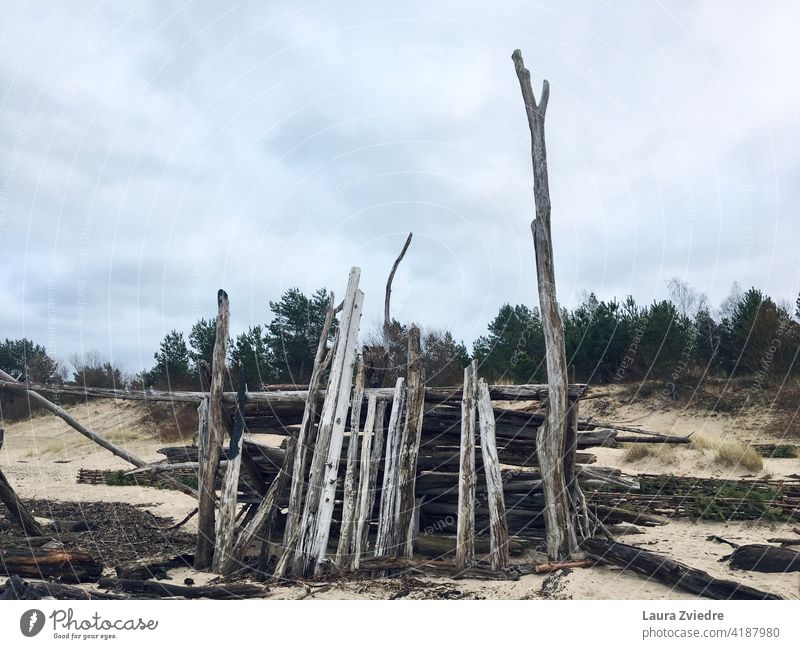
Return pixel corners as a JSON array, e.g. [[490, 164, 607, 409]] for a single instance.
[[512, 49, 579, 561], [194, 289, 230, 570]]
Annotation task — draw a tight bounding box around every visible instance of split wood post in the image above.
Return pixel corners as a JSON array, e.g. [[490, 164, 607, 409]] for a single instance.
[[477, 379, 509, 571], [231, 295, 337, 578], [351, 397, 386, 569], [279, 294, 336, 558], [335, 358, 366, 568], [194, 289, 230, 570], [195, 398, 209, 460], [512, 48, 578, 560], [212, 363, 247, 573], [0, 430, 43, 536], [456, 360, 478, 569], [396, 325, 425, 557], [307, 288, 364, 575], [295, 268, 362, 576], [0, 369, 196, 498], [374, 378, 407, 557]]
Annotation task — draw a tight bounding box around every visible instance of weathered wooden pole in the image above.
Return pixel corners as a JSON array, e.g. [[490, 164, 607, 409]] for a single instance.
[[212, 363, 247, 573], [512, 49, 578, 560], [374, 377, 407, 557], [477, 379, 509, 570], [194, 289, 230, 570], [456, 360, 477, 569], [396, 324, 425, 557], [335, 358, 366, 567], [295, 268, 363, 575], [351, 395, 385, 568], [271, 295, 337, 578]]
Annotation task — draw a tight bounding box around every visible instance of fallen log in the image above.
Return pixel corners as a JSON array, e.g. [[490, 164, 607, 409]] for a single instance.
[[583, 538, 783, 600], [533, 559, 594, 574], [726, 544, 800, 573], [0, 547, 102, 583], [98, 577, 269, 599], [0, 575, 128, 600], [356, 555, 517, 581], [414, 533, 523, 558]]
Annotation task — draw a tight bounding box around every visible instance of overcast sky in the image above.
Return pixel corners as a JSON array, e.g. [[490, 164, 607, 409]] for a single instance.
[[1, 1, 798, 374]]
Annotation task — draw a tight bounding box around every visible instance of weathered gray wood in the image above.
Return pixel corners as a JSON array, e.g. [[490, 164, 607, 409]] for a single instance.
[[374, 378, 407, 557], [307, 287, 364, 575], [233, 296, 338, 578], [456, 360, 478, 569], [335, 358, 366, 568], [212, 363, 247, 573], [477, 379, 509, 571], [194, 289, 230, 570], [512, 49, 578, 561], [0, 379, 586, 404], [396, 325, 425, 557], [352, 396, 386, 568], [295, 268, 362, 576], [195, 398, 208, 464], [279, 293, 336, 568], [0, 369, 195, 498]]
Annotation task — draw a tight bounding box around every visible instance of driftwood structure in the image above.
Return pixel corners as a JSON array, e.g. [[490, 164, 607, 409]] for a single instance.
[[3, 50, 788, 601]]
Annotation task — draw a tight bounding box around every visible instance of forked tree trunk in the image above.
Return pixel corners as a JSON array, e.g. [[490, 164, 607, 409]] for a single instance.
[[512, 49, 578, 561]]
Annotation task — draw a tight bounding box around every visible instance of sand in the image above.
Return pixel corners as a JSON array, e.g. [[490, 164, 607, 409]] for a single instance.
[[2, 388, 799, 600]]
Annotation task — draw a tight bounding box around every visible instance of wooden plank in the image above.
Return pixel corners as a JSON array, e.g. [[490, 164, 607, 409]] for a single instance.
[[212, 363, 247, 573], [352, 396, 385, 569], [307, 287, 364, 574], [278, 293, 337, 571], [477, 379, 510, 571], [194, 288, 230, 570], [396, 325, 425, 557], [374, 378, 407, 557], [456, 360, 477, 569], [512, 49, 577, 560], [232, 295, 338, 578], [335, 358, 366, 568], [295, 268, 361, 576]]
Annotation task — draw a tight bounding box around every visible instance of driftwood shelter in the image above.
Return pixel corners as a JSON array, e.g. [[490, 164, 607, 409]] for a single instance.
[[0, 50, 793, 600]]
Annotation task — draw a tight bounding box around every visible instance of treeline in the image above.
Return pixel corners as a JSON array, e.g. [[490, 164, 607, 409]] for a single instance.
[[475, 279, 800, 390], [2, 279, 798, 399]]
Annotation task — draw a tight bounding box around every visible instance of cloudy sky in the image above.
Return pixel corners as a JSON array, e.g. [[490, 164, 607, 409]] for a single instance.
[[1, 1, 798, 374]]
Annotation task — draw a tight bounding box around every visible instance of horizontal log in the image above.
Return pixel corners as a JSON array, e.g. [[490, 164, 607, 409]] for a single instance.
[[0, 575, 128, 600], [0, 547, 102, 583], [583, 538, 782, 600], [114, 553, 194, 580], [97, 577, 269, 599], [1, 380, 587, 406], [727, 544, 800, 573]]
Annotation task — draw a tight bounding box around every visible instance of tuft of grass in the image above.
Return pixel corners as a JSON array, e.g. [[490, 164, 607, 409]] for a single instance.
[[622, 443, 677, 465], [689, 433, 717, 451], [714, 440, 764, 472]]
